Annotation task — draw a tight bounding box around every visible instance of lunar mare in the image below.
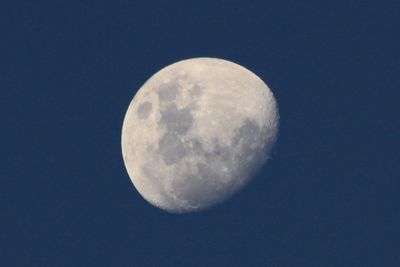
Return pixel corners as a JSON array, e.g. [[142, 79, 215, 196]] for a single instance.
[[121, 58, 279, 213]]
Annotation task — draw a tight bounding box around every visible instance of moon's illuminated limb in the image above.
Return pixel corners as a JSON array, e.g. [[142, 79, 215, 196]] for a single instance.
[[121, 58, 279, 213]]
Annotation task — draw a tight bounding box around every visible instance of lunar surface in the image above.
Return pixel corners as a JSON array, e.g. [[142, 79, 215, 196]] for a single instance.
[[121, 58, 279, 213]]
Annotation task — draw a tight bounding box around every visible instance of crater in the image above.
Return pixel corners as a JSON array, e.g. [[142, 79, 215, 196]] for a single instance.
[[158, 81, 180, 102], [137, 102, 152, 119]]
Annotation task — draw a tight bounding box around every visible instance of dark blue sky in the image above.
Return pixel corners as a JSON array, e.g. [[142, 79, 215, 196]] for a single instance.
[[1, 1, 399, 266]]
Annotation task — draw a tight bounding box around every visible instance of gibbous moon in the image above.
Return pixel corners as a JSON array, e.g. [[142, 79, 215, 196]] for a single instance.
[[121, 58, 279, 213]]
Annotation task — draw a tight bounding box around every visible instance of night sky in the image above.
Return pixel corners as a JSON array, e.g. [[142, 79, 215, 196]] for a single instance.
[[1, 1, 399, 266]]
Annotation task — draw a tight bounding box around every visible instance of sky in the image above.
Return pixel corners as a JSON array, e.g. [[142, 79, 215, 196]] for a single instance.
[[1, 1, 399, 266]]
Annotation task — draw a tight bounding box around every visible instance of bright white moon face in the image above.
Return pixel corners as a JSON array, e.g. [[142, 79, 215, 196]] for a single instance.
[[121, 58, 278, 213]]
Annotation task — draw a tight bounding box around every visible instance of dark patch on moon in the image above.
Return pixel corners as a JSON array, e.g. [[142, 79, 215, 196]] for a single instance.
[[232, 118, 264, 174], [137, 102, 152, 119], [160, 104, 193, 135], [233, 119, 261, 144], [189, 84, 203, 97], [158, 81, 179, 102], [172, 162, 224, 207], [187, 138, 203, 155], [158, 133, 186, 165], [157, 87, 194, 165], [208, 139, 231, 163]]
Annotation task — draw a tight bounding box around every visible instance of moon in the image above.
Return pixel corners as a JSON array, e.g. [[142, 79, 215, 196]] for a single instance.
[[121, 58, 279, 213]]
